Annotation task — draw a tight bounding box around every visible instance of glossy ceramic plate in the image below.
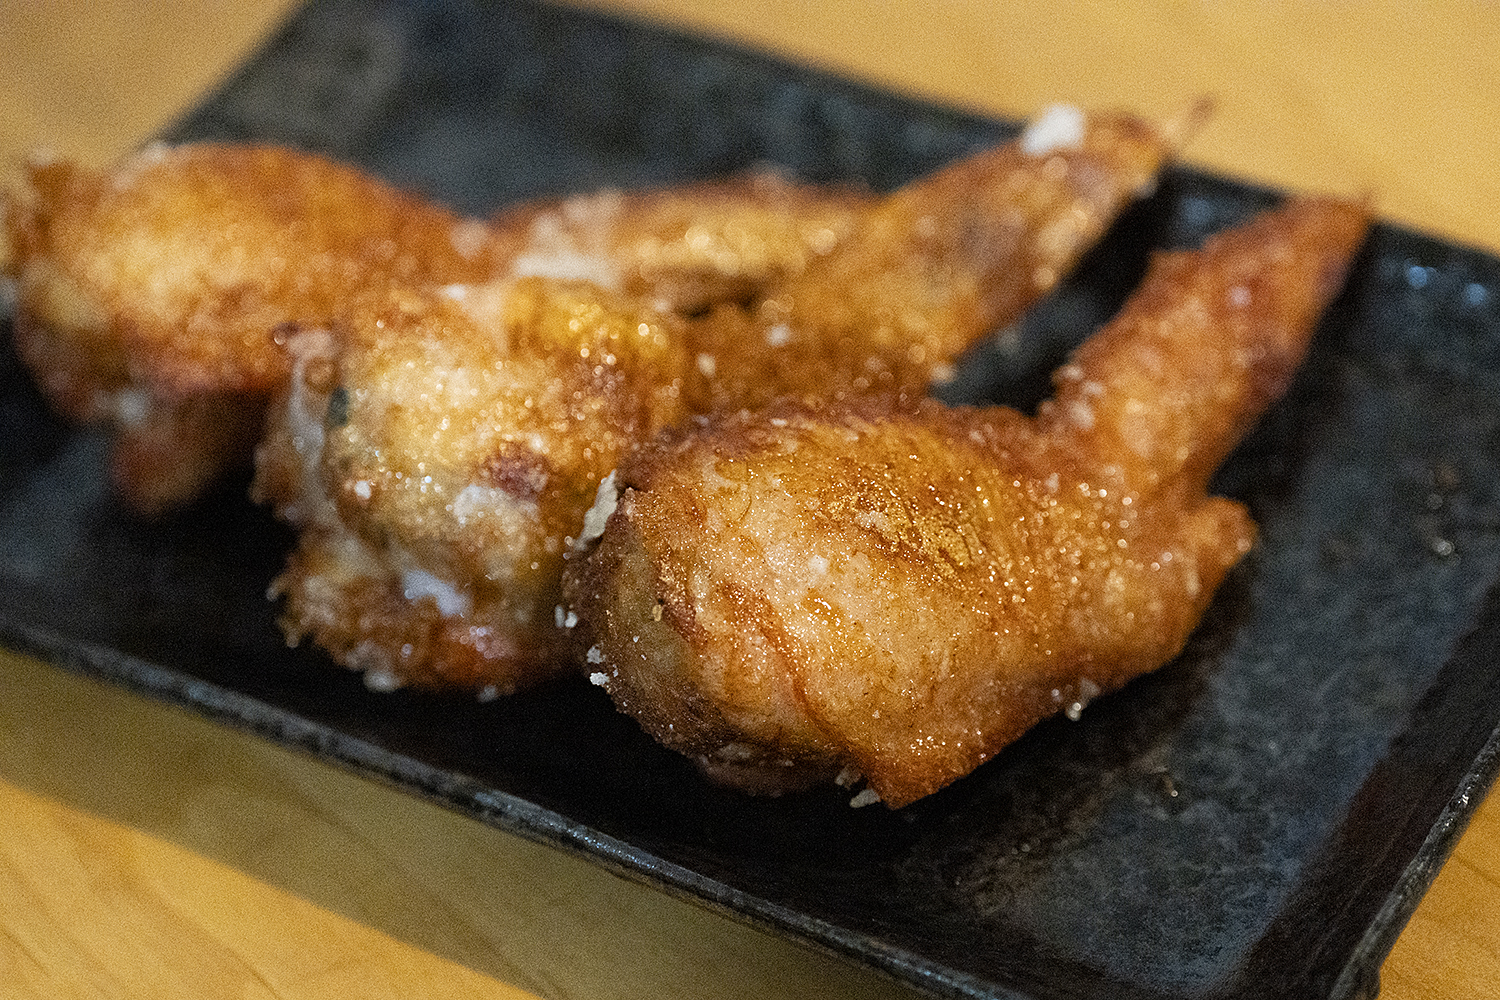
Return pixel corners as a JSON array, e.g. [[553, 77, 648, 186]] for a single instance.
[[5, 2, 1500, 998]]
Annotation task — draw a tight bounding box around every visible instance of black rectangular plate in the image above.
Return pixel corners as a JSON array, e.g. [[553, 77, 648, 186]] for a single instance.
[[5, 2, 1500, 998]]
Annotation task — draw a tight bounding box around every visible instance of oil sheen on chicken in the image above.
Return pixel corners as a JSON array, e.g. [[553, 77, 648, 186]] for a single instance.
[[1, 144, 865, 513], [255, 106, 1193, 696], [564, 197, 1371, 807]]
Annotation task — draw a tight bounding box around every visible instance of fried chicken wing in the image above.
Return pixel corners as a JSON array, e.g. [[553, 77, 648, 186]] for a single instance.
[[257, 105, 1193, 696], [254, 278, 704, 692], [2, 143, 517, 513], [563, 197, 1370, 807], [492, 169, 871, 313], [686, 104, 1203, 409], [2, 145, 866, 514]]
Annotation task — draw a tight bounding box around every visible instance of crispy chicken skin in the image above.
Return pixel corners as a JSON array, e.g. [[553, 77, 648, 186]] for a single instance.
[[687, 105, 1200, 409], [1, 145, 865, 514], [490, 170, 871, 313], [1, 143, 515, 513], [254, 279, 705, 692], [563, 197, 1371, 807], [255, 106, 1192, 696]]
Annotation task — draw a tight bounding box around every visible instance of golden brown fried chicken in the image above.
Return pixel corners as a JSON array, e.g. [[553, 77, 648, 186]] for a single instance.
[[1, 143, 517, 513], [492, 169, 871, 313], [256, 105, 1195, 696], [563, 197, 1370, 808], [254, 278, 704, 692], [1, 145, 866, 514], [686, 104, 1205, 409]]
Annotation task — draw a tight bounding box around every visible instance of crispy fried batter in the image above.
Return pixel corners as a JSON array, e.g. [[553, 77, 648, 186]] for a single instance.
[[563, 197, 1371, 807], [255, 279, 703, 692], [2, 145, 866, 514], [2, 143, 521, 513], [256, 105, 1193, 696], [492, 169, 872, 312], [687, 105, 1198, 409]]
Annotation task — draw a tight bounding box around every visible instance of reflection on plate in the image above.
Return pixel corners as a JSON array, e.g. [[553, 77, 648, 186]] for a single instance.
[[4, 2, 1500, 998]]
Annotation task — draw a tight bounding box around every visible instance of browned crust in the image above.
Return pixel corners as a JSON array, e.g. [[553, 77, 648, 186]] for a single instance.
[[258, 106, 1192, 695], [566, 197, 1371, 806]]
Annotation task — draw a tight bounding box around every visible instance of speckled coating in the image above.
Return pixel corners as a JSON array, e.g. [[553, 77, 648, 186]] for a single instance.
[[3, 2, 1500, 999]]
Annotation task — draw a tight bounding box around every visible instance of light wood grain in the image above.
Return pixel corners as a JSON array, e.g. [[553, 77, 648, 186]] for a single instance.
[[0, 776, 532, 1000], [3, 2, 1499, 998], [0, 0, 303, 169], [0, 649, 914, 1000], [567, 0, 1500, 257]]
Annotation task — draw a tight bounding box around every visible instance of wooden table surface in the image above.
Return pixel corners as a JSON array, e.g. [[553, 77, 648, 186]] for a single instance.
[[2, 2, 1499, 998]]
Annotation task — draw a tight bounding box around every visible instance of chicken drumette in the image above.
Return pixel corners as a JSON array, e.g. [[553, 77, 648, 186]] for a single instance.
[[256, 106, 1190, 695], [2, 143, 864, 512], [564, 197, 1370, 807]]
